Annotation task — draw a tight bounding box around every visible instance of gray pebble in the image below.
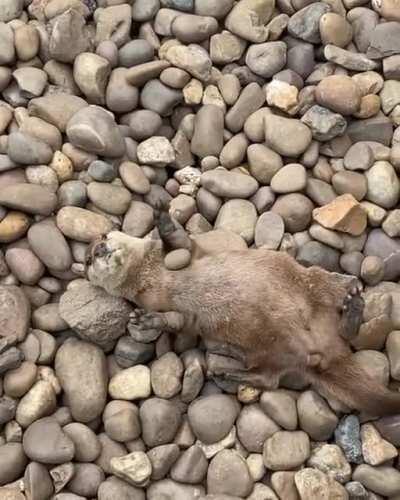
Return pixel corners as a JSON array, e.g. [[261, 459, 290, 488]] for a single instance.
[[140, 398, 182, 447]]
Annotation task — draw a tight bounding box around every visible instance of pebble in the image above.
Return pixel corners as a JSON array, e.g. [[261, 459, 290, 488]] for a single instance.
[[225, 0, 273, 43], [165, 44, 212, 81], [137, 136, 175, 167], [16, 380, 57, 428], [63, 422, 101, 462], [246, 42, 287, 79], [170, 445, 208, 483], [308, 444, 352, 483], [66, 105, 125, 158], [23, 416, 75, 464], [110, 451, 152, 487], [272, 193, 314, 232], [265, 115, 312, 157], [366, 161, 400, 209], [56, 206, 113, 242], [294, 468, 348, 499], [353, 464, 400, 497], [191, 105, 224, 158], [271, 164, 307, 194], [140, 398, 181, 447], [55, 339, 108, 423], [201, 169, 258, 199], [215, 199, 258, 244], [0, 443, 27, 486], [188, 394, 239, 444], [297, 390, 338, 441], [28, 220, 72, 272], [0, 183, 57, 216], [254, 212, 285, 249], [301, 105, 347, 142], [237, 404, 280, 453], [207, 449, 253, 497], [104, 400, 141, 443], [109, 365, 151, 400], [360, 423, 398, 466]]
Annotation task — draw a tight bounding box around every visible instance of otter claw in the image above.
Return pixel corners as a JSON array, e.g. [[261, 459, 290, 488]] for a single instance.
[[340, 285, 365, 340]]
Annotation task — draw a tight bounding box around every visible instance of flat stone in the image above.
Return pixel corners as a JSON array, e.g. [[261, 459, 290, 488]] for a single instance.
[[265, 115, 312, 157], [0, 22, 15, 65], [237, 404, 280, 453], [0, 443, 27, 486], [263, 431, 310, 470], [140, 398, 181, 447], [271, 164, 307, 193], [245, 42, 287, 79], [165, 44, 212, 81], [147, 479, 204, 500], [28, 220, 72, 272], [16, 380, 56, 428], [215, 199, 257, 244], [366, 161, 400, 209], [325, 44, 379, 71], [225, 0, 273, 43], [353, 464, 400, 497], [207, 449, 253, 497], [0, 286, 30, 341], [188, 394, 239, 444], [367, 22, 400, 59], [55, 338, 108, 423], [297, 390, 338, 441], [254, 212, 284, 249], [191, 105, 224, 158], [49, 10, 91, 63], [225, 83, 265, 134], [56, 206, 113, 242], [288, 3, 330, 43], [66, 105, 125, 158], [28, 93, 88, 133], [201, 169, 258, 199]]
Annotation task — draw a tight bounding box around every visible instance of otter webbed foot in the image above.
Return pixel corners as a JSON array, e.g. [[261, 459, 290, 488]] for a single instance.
[[340, 284, 364, 340], [128, 309, 185, 342]]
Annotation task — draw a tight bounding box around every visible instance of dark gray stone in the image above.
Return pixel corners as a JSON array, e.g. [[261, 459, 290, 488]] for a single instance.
[[334, 415, 363, 464]]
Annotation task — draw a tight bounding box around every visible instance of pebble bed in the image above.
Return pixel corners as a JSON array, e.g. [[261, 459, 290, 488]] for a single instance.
[[1, 0, 400, 498]]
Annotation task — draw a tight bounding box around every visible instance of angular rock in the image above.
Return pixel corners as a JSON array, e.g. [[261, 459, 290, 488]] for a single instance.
[[312, 194, 367, 236], [59, 280, 131, 350]]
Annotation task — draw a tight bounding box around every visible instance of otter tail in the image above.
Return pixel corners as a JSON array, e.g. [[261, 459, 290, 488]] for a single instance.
[[308, 356, 400, 416]]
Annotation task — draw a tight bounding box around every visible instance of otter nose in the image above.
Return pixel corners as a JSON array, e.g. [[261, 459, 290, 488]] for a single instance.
[[94, 242, 108, 258]]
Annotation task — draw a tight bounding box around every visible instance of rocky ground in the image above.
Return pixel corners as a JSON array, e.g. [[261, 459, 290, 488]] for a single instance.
[[1, 0, 400, 498]]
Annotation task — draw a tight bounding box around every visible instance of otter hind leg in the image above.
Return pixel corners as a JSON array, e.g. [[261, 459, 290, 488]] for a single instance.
[[216, 368, 280, 390], [340, 286, 365, 340]]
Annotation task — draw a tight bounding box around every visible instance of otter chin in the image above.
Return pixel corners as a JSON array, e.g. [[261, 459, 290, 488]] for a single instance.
[[86, 229, 400, 417]]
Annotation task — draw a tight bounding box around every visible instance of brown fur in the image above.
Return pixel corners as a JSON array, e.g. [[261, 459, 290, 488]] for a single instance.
[[86, 232, 400, 416]]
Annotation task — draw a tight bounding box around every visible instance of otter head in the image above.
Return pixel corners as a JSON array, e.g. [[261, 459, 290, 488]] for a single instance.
[[85, 231, 157, 297]]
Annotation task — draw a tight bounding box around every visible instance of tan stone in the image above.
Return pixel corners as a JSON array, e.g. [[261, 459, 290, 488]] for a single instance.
[[0, 211, 30, 243], [266, 80, 298, 115], [295, 468, 348, 499], [353, 94, 381, 119], [49, 151, 74, 182], [372, 0, 400, 21], [312, 194, 367, 236], [319, 13, 353, 48], [361, 423, 398, 466]]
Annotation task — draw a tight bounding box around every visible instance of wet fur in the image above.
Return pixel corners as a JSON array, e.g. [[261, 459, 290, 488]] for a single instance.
[[86, 232, 400, 416]]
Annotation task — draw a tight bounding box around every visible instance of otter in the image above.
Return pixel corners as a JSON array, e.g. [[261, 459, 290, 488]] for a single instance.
[[85, 221, 400, 417]]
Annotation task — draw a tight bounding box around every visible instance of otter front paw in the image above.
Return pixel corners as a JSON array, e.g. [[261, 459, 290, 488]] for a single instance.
[[340, 285, 364, 339], [127, 309, 165, 343]]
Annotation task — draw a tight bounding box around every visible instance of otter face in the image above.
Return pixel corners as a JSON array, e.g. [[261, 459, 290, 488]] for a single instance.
[[85, 231, 148, 296]]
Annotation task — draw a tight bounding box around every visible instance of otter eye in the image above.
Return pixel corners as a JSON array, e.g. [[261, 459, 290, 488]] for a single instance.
[[85, 253, 92, 266]]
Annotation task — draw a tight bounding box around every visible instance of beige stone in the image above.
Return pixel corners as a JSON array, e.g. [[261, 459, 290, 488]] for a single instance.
[[361, 423, 398, 466]]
